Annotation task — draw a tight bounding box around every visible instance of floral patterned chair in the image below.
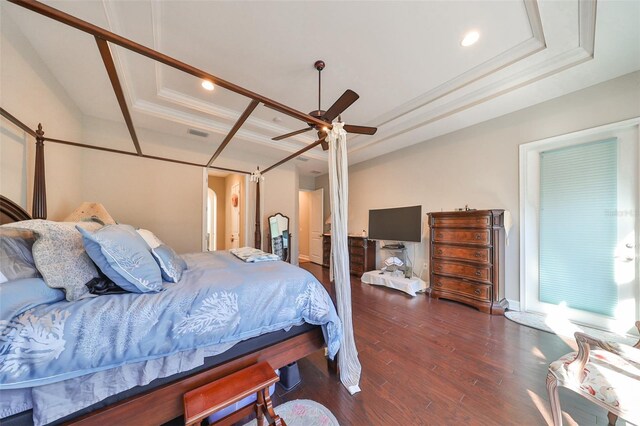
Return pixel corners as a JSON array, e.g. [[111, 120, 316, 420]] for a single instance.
[[546, 322, 640, 426]]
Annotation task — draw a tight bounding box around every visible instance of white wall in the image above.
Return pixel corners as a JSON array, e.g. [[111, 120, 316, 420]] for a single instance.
[[317, 71, 640, 301], [299, 175, 315, 191], [0, 11, 84, 219]]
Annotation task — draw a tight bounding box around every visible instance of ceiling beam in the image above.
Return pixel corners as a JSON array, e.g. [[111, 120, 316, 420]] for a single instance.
[[44, 136, 250, 174], [207, 99, 259, 167], [263, 138, 325, 174], [0, 107, 37, 138], [95, 36, 142, 155], [8, 0, 331, 131]]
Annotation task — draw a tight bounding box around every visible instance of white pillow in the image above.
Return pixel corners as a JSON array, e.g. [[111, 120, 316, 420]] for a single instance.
[[136, 228, 162, 249]]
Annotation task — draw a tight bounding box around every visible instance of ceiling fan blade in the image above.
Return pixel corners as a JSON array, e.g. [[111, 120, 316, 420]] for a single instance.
[[343, 124, 377, 135], [272, 127, 313, 141], [322, 89, 359, 123]]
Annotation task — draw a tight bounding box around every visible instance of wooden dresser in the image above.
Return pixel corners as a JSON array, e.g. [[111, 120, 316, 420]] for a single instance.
[[323, 234, 376, 276], [428, 210, 508, 315]]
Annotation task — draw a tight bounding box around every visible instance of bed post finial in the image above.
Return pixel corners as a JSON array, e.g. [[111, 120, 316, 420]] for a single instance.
[[33, 123, 47, 220]]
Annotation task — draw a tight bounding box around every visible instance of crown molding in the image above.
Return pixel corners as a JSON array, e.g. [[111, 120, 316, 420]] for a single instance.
[[156, 88, 317, 144], [131, 99, 327, 161], [348, 0, 597, 156], [371, 0, 547, 128]]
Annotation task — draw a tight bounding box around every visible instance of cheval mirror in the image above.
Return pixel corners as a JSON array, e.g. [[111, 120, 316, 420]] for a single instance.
[[267, 213, 291, 263]]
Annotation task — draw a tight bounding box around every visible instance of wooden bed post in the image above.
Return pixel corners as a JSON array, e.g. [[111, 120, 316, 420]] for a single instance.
[[33, 123, 47, 219], [254, 177, 261, 250]]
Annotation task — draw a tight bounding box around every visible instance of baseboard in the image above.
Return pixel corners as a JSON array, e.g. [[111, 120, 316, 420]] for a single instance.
[[507, 299, 521, 311], [298, 254, 310, 262]]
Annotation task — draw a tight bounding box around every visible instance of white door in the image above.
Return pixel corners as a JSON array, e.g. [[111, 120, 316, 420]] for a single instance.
[[231, 183, 240, 249], [521, 120, 639, 333], [309, 188, 324, 265]]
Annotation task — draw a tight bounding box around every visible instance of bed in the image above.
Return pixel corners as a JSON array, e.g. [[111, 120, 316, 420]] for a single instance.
[[0, 196, 340, 426], [1, 1, 364, 420]]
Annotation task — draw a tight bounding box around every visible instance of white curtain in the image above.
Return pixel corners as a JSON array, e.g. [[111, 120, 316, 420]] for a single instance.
[[326, 122, 362, 394]]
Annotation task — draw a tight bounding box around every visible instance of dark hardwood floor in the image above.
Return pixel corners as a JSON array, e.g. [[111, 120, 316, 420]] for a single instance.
[[269, 262, 627, 426]]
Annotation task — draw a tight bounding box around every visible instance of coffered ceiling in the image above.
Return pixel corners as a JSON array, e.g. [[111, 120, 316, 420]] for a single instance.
[[3, 0, 640, 175]]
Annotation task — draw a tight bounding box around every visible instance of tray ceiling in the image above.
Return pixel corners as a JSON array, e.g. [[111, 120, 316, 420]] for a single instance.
[[3, 0, 640, 175]]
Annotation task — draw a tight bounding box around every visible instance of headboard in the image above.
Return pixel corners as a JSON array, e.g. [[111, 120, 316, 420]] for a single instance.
[[0, 195, 32, 225]]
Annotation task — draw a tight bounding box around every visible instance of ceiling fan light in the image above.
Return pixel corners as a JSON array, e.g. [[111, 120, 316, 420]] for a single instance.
[[201, 80, 215, 91], [461, 31, 480, 47]]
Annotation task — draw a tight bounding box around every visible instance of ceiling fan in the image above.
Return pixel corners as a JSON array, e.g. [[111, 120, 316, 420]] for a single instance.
[[271, 60, 377, 150]]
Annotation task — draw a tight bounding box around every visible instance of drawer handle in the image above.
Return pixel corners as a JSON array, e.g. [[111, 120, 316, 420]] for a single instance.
[[475, 234, 482, 240], [475, 271, 481, 277], [436, 265, 442, 271], [436, 233, 443, 238], [435, 281, 442, 287], [474, 288, 481, 295], [474, 252, 482, 258], [436, 249, 443, 255]]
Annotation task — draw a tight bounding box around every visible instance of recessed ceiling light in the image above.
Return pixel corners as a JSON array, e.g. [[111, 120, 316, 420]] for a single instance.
[[201, 80, 215, 91], [461, 31, 480, 47]]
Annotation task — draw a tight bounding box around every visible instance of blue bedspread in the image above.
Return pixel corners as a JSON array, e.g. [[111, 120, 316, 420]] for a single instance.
[[0, 252, 341, 389]]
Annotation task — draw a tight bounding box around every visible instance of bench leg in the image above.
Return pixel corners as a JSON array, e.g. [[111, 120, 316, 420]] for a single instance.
[[607, 412, 618, 426], [255, 391, 265, 426], [258, 388, 287, 426], [546, 372, 563, 426]]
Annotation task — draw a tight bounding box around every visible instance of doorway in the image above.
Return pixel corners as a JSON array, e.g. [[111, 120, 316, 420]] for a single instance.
[[298, 191, 311, 263], [206, 188, 217, 251], [205, 172, 247, 251], [520, 118, 639, 333], [298, 188, 323, 265]]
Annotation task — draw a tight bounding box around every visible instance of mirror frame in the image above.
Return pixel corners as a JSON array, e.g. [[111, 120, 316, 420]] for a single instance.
[[267, 212, 291, 263]]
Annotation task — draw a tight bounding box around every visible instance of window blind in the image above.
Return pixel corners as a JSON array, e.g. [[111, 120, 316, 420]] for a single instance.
[[539, 138, 618, 317]]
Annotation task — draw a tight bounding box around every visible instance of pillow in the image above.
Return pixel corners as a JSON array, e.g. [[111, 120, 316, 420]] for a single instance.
[[151, 244, 187, 283], [0, 277, 65, 320], [136, 228, 162, 249], [3, 220, 103, 301], [77, 224, 163, 293], [0, 228, 40, 283]]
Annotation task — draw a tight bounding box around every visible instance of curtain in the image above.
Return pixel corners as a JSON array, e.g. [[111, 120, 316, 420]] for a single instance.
[[326, 122, 362, 394]]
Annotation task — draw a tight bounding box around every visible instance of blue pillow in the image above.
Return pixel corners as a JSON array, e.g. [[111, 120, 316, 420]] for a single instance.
[[77, 224, 162, 293], [151, 244, 187, 283], [0, 278, 65, 320], [0, 228, 41, 283]]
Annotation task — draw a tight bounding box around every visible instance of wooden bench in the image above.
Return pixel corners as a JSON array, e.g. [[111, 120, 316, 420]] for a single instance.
[[183, 361, 286, 426]]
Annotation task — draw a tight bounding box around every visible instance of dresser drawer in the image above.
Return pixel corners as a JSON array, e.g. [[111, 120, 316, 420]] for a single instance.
[[431, 275, 491, 301], [349, 245, 366, 256], [431, 214, 491, 229], [349, 253, 364, 266], [433, 229, 490, 246], [351, 263, 365, 274], [348, 238, 367, 248], [433, 245, 490, 264], [432, 260, 491, 284]]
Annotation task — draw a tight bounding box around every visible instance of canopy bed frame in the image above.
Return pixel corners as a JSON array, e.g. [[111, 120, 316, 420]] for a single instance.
[[1, 1, 364, 423], [0, 195, 328, 426]]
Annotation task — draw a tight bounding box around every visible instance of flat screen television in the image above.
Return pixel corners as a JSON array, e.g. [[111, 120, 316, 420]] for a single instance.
[[368, 205, 422, 243]]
